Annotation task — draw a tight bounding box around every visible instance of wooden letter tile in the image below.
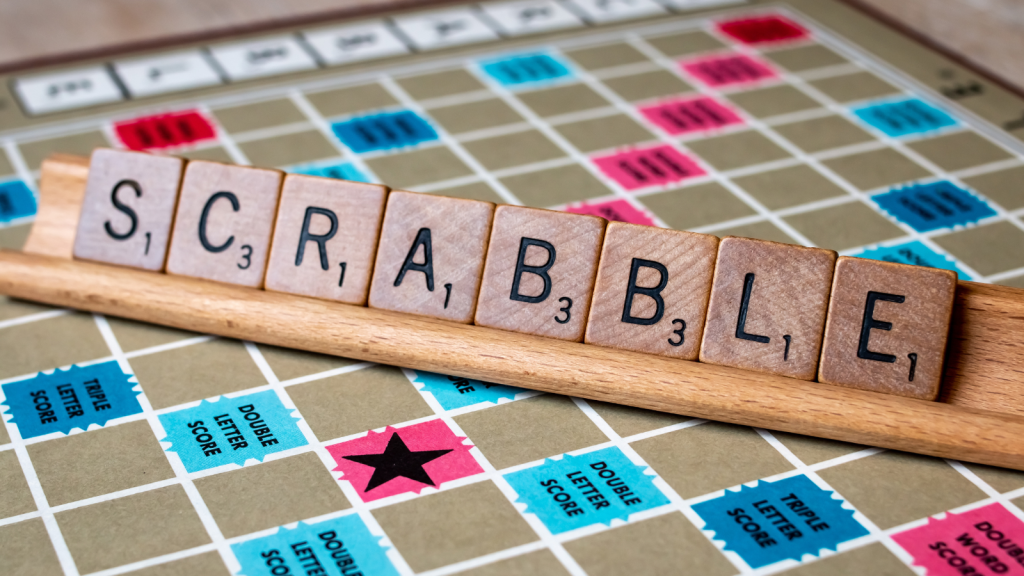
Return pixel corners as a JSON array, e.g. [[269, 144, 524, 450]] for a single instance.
[[165, 161, 282, 287], [73, 148, 184, 270], [699, 237, 836, 380], [368, 191, 494, 323], [265, 175, 388, 304], [475, 206, 606, 341], [585, 223, 718, 360], [818, 257, 957, 400]]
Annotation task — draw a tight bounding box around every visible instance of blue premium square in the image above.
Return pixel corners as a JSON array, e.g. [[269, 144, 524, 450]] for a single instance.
[[0, 180, 37, 222], [331, 110, 438, 153], [481, 53, 572, 86], [853, 240, 971, 280], [852, 98, 957, 137], [873, 181, 996, 232]]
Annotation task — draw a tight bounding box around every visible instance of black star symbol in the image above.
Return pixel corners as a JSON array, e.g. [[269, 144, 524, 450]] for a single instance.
[[343, 432, 453, 492]]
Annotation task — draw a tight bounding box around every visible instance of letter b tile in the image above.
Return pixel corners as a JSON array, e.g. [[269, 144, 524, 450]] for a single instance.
[[700, 237, 837, 380], [166, 161, 283, 287], [818, 257, 957, 400], [368, 191, 494, 323], [475, 206, 606, 341]]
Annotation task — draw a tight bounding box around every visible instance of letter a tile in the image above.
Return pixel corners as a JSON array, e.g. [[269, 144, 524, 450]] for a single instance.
[[818, 257, 956, 400], [166, 161, 282, 287], [700, 237, 836, 380], [73, 148, 184, 270], [368, 191, 494, 323], [265, 175, 388, 304], [475, 206, 606, 341], [586, 223, 718, 360]]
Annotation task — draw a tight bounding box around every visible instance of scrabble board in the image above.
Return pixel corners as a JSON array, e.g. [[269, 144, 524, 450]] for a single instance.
[[3, 1, 1024, 575]]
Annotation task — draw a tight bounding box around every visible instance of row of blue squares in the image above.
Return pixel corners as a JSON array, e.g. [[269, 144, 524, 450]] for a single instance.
[[853, 240, 972, 280], [290, 161, 373, 183], [0, 180, 37, 223], [480, 53, 572, 87], [872, 180, 996, 233], [331, 110, 438, 153], [852, 98, 957, 138]]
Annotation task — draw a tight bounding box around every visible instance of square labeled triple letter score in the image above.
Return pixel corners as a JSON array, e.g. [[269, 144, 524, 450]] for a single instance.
[[818, 257, 957, 400], [265, 175, 388, 305], [74, 148, 184, 270], [700, 237, 837, 381], [586, 223, 718, 360]]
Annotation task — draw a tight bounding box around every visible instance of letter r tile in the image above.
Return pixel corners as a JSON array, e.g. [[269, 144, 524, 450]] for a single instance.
[[586, 223, 718, 360], [74, 148, 185, 270], [166, 160, 283, 287], [700, 237, 836, 380], [368, 191, 494, 323], [265, 174, 388, 304], [475, 206, 606, 341], [818, 257, 956, 399]]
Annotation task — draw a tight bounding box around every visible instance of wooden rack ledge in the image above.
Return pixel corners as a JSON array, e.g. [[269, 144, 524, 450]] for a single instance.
[[2, 154, 1024, 470]]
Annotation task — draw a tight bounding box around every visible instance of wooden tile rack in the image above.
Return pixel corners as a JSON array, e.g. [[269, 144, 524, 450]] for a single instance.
[[3, 154, 1024, 469]]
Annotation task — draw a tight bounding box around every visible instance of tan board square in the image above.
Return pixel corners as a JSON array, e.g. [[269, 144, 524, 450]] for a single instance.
[[0, 415, 9, 444], [630, 422, 794, 499], [179, 146, 234, 163], [453, 395, 607, 469], [817, 451, 985, 529], [462, 129, 565, 171], [130, 339, 266, 410], [0, 312, 109, 380], [588, 400, 689, 438], [819, 257, 956, 399], [602, 70, 694, 102], [0, 518, 63, 576], [265, 175, 387, 305], [776, 542, 913, 576], [212, 99, 307, 133], [166, 161, 282, 288], [374, 481, 537, 572], [0, 222, 31, 250], [30, 420, 173, 506], [687, 130, 790, 171], [306, 84, 398, 118], [785, 202, 905, 251], [500, 164, 611, 207], [555, 114, 655, 153], [428, 98, 524, 134], [475, 206, 605, 341], [700, 237, 836, 380], [713, 220, 798, 245], [565, 43, 648, 70], [19, 130, 109, 169], [397, 69, 485, 100], [516, 83, 611, 117], [727, 85, 820, 119], [195, 451, 350, 538], [822, 148, 931, 191], [257, 344, 355, 381], [565, 512, 738, 576], [57, 485, 210, 573], [0, 295, 56, 323], [123, 552, 229, 576], [73, 149, 184, 271], [237, 130, 338, 168], [963, 165, 1024, 211], [288, 365, 432, 441], [962, 463, 1024, 494], [586, 223, 718, 360], [1000, 275, 1024, 289], [364, 146, 472, 189], [0, 449, 35, 519], [808, 71, 900, 103], [774, 115, 875, 153], [932, 221, 1024, 276], [645, 30, 726, 57], [770, 431, 867, 466], [107, 317, 199, 353], [640, 182, 755, 229], [763, 44, 848, 73], [733, 164, 848, 210], [907, 130, 1013, 172], [431, 181, 504, 204], [369, 191, 494, 322], [456, 549, 569, 576]]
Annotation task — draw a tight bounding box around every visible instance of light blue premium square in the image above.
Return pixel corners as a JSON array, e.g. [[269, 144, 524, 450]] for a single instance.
[[481, 53, 572, 86], [852, 98, 957, 137]]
